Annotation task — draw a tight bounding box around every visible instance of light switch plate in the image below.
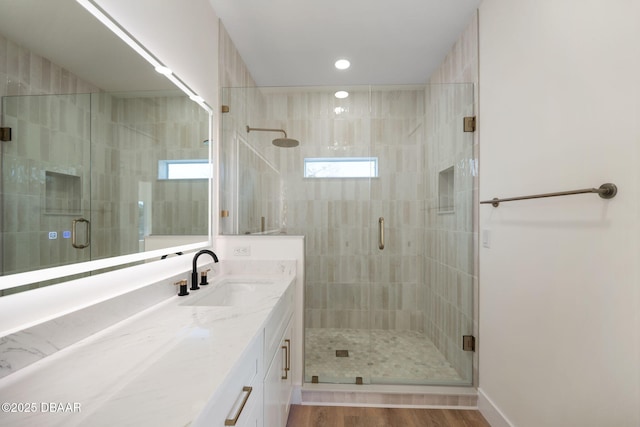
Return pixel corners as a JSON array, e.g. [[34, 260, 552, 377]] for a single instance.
[[482, 229, 491, 248]]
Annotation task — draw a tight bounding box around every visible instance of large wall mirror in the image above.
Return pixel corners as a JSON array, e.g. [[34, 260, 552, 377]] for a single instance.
[[0, 0, 212, 295]]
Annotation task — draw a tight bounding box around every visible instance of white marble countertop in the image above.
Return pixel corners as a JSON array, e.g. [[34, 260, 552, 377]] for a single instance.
[[0, 273, 295, 427]]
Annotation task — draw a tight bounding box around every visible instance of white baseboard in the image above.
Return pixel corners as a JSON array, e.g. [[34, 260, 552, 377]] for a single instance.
[[291, 386, 302, 404], [477, 388, 514, 427]]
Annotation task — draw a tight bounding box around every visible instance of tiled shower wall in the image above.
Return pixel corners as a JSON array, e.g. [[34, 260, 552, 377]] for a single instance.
[[235, 88, 428, 332], [91, 94, 209, 253], [369, 89, 427, 332], [269, 90, 380, 329], [0, 33, 98, 283], [0, 33, 99, 100], [2, 93, 92, 278], [226, 85, 474, 360]]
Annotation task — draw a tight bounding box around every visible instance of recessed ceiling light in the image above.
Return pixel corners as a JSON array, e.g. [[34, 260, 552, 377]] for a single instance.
[[334, 59, 351, 70], [334, 91, 349, 99]]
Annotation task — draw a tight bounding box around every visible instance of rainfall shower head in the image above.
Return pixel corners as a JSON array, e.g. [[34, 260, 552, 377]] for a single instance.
[[246, 126, 299, 148]]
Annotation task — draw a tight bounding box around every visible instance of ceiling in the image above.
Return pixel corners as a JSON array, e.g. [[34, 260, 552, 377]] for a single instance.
[[1, 1, 481, 92], [208, 0, 481, 86], [0, 0, 174, 92]]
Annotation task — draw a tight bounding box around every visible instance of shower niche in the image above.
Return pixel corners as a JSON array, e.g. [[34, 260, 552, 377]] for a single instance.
[[45, 171, 82, 215], [438, 166, 455, 213]]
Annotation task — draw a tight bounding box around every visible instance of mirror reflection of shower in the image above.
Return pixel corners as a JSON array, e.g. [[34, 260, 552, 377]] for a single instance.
[[246, 125, 300, 148]]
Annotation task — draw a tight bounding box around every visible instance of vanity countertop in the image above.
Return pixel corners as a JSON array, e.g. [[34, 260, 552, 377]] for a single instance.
[[0, 273, 295, 426]]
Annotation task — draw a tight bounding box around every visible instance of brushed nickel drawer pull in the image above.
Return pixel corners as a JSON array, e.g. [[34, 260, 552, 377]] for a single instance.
[[281, 343, 289, 380], [285, 338, 291, 372], [224, 386, 252, 426]]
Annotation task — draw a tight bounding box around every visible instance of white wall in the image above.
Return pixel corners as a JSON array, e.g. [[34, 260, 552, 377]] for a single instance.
[[478, 1, 640, 426]]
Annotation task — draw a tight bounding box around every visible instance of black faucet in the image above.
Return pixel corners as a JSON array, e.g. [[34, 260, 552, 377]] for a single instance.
[[191, 249, 219, 291]]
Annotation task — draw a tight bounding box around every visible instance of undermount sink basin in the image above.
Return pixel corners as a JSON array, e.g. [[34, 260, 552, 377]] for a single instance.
[[183, 281, 268, 307]]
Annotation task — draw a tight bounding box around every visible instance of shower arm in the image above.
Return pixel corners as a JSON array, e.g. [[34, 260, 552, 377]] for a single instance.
[[246, 126, 287, 138]]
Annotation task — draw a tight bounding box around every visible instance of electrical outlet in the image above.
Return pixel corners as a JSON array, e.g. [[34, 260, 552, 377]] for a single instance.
[[233, 246, 251, 256]]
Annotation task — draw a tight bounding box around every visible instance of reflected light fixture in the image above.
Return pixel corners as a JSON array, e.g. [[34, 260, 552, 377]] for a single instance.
[[154, 65, 173, 76], [334, 90, 349, 99], [334, 59, 351, 70], [75, 0, 212, 113]]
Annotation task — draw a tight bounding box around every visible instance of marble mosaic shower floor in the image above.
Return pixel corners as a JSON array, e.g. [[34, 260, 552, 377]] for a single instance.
[[305, 328, 461, 385]]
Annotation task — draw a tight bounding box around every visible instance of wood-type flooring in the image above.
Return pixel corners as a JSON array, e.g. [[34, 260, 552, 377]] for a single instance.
[[286, 404, 491, 427]]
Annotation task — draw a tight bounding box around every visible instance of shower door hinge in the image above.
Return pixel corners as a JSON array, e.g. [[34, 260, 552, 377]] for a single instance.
[[462, 335, 476, 352], [0, 127, 11, 141], [463, 116, 476, 132]]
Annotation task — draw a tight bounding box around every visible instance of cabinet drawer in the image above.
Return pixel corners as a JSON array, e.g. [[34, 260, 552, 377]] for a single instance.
[[263, 282, 294, 372], [192, 333, 263, 427]]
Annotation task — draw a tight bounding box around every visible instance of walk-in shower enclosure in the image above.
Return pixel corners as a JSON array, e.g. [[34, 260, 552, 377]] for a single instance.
[[220, 84, 476, 386]]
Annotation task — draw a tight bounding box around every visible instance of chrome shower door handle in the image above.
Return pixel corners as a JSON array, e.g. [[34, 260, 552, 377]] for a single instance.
[[72, 218, 91, 249], [378, 217, 385, 250]]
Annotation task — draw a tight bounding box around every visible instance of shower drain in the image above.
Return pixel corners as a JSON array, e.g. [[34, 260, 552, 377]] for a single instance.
[[336, 350, 349, 357]]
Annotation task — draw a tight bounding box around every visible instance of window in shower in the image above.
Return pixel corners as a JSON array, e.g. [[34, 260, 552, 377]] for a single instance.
[[157, 159, 210, 180], [303, 157, 378, 178]]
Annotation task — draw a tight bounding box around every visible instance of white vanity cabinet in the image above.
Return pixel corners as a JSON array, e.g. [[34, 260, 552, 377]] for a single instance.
[[191, 279, 295, 427], [192, 333, 264, 427], [263, 284, 295, 427]]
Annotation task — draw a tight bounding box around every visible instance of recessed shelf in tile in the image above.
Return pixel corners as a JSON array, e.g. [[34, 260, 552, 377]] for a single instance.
[[45, 171, 81, 215], [438, 166, 454, 213]]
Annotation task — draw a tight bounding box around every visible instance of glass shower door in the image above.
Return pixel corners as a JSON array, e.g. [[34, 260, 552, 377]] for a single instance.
[[366, 83, 476, 385], [1, 94, 92, 291]]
